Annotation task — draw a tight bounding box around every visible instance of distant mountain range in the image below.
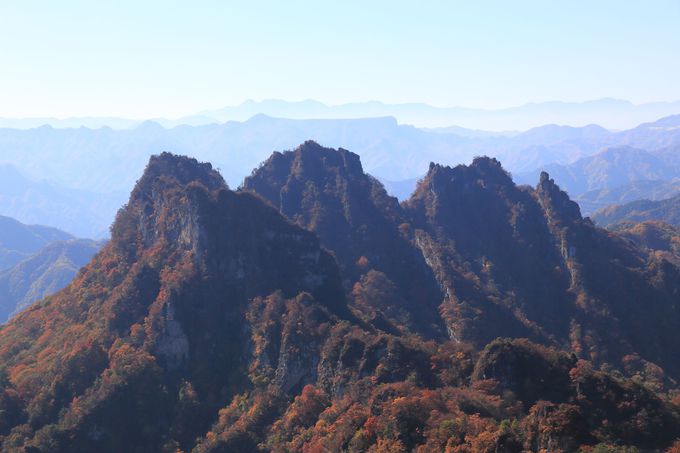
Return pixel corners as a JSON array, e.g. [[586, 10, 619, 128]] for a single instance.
[[575, 179, 680, 214], [377, 177, 420, 201], [1, 113, 679, 235], [0, 215, 73, 270], [0, 164, 125, 238], [3, 98, 680, 130], [2, 113, 680, 191], [515, 136, 680, 214], [593, 194, 680, 227], [0, 215, 102, 322], [0, 238, 101, 322], [388, 119, 680, 203], [517, 145, 680, 197]]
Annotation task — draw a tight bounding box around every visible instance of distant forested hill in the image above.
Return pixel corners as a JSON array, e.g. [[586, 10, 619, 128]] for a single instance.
[[0, 238, 101, 322], [593, 194, 680, 227], [0, 215, 72, 270]]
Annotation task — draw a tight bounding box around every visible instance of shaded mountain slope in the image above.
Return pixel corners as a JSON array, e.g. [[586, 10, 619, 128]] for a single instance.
[[242, 141, 445, 337], [0, 151, 678, 452], [246, 144, 680, 383], [0, 239, 102, 323], [0, 152, 349, 451], [404, 158, 680, 379], [404, 160, 573, 346]]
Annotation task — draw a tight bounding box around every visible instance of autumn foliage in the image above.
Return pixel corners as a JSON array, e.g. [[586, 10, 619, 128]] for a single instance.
[[0, 150, 679, 452]]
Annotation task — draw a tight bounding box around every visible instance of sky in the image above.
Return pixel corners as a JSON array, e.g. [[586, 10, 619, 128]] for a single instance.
[[1, 0, 679, 119]]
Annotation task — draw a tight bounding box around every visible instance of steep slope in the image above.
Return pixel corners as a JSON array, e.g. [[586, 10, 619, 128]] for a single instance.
[[593, 193, 680, 227], [0, 239, 102, 322], [0, 151, 677, 452], [0, 152, 349, 452], [242, 141, 445, 336], [0, 215, 73, 271], [404, 158, 680, 379], [246, 145, 680, 382], [405, 159, 577, 346]]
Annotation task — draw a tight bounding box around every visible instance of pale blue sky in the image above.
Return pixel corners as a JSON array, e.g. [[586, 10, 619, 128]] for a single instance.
[[1, 0, 679, 118]]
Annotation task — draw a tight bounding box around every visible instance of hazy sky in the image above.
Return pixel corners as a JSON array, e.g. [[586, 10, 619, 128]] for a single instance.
[[1, 0, 679, 118]]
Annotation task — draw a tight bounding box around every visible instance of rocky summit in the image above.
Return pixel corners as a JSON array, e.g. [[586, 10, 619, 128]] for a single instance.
[[0, 147, 679, 452]]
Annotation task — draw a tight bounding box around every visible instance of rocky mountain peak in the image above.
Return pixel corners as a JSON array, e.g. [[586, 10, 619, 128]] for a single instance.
[[1, 147, 680, 452], [469, 155, 513, 181], [250, 140, 365, 192], [417, 157, 514, 198], [536, 171, 583, 224], [294, 140, 364, 174], [110, 152, 345, 309], [244, 144, 445, 337], [130, 152, 226, 201], [242, 143, 403, 260], [0, 151, 355, 451], [111, 153, 227, 259]]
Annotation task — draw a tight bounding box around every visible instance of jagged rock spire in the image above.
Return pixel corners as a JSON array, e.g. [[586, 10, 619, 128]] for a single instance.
[[536, 171, 582, 224]]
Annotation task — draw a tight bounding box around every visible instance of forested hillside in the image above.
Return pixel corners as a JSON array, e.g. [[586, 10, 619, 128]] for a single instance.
[[0, 149, 679, 452]]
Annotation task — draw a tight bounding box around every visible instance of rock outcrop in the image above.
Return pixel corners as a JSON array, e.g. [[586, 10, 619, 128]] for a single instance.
[[0, 149, 678, 452], [243, 141, 445, 337]]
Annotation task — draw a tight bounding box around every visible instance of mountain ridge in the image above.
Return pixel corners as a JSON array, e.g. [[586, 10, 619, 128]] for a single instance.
[[0, 148, 679, 451], [593, 193, 680, 227], [0, 215, 73, 271], [5, 98, 680, 130], [0, 164, 125, 238], [516, 143, 680, 205], [242, 141, 446, 337]]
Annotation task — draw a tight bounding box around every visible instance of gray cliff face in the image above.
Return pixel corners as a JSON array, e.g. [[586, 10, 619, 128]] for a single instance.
[[115, 153, 350, 386], [243, 142, 446, 338], [155, 300, 190, 370]]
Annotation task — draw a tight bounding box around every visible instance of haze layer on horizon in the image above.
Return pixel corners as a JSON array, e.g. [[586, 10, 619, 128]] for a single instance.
[[1, 0, 680, 120]]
